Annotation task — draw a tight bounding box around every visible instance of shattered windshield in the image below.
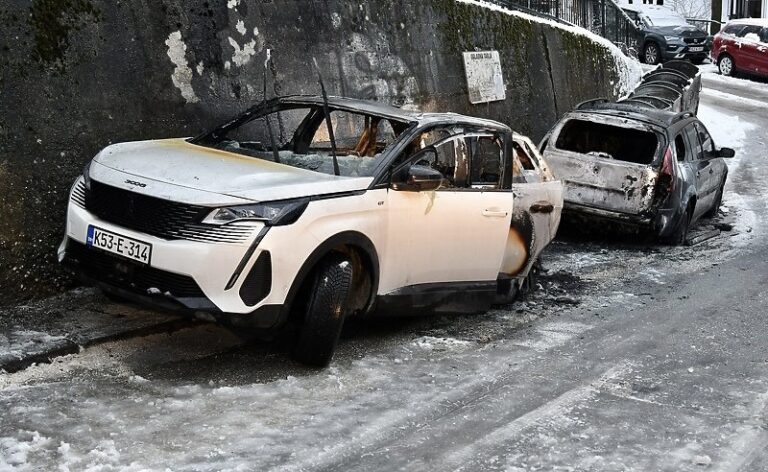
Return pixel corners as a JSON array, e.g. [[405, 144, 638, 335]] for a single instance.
[[192, 105, 410, 177]]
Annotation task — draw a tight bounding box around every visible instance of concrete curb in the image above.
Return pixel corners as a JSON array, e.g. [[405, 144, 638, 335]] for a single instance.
[[0, 317, 198, 374]]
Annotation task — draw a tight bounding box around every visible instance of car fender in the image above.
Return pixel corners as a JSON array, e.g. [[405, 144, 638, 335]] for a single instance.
[[283, 230, 380, 320]]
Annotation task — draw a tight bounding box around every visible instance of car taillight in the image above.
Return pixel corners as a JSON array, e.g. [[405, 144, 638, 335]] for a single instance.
[[658, 146, 676, 195]]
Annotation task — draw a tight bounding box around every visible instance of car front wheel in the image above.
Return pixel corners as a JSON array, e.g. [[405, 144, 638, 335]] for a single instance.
[[718, 55, 735, 76], [644, 42, 661, 65], [705, 180, 726, 218], [292, 254, 354, 367]]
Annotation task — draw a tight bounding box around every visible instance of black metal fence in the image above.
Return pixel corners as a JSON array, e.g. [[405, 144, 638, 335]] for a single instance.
[[489, 0, 642, 55]]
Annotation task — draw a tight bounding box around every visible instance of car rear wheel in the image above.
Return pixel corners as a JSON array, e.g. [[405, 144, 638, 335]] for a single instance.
[[718, 55, 735, 76], [292, 254, 354, 367], [666, 207, 691, 246], [644, 42, 661, 65]]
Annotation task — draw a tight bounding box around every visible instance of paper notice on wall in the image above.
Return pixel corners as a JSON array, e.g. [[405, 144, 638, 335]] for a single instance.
[[463, 51, 506, 105]]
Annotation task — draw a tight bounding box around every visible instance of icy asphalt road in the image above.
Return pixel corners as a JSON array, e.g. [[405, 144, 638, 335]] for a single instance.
[[2, 73, 768, 471]]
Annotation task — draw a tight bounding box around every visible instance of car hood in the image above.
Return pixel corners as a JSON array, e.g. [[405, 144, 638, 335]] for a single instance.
[[649, 25, 707, 38], [92, 139, 373, 203]]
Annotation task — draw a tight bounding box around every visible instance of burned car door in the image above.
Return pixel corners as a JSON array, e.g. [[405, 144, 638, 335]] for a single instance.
[[383, 126, 512, 291], [503, 137, 563, 277], [685, 123, 721, 219]]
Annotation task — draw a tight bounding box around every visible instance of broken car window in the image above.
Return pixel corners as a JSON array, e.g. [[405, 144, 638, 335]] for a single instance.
[[674, 134, 687, 162], [693, 123, 715, 158], [467, 135, 504, 188], [684, 125, 704, 159], [555, 119, 659, 165], [513, 141, 537, 171], [193, 105, 409, 177], [311, 111, 397, 158], [392, 126, 474, 189], [513, 140, 542, 183]]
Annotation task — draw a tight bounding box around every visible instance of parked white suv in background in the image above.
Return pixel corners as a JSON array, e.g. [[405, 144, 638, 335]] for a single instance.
[[60, 96, 563, 366]]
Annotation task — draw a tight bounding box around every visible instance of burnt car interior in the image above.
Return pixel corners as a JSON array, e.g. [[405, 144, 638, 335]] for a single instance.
[[555, 119, 659, 165], [387, 126, 507, 190], [193, 105, 412, 177]]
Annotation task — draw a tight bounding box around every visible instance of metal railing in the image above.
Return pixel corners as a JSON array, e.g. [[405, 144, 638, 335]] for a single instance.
[[489, 0, 643, 56]]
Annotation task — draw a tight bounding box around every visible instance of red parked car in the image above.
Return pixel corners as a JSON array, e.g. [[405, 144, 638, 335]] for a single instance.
[[711, 19, 768, 78]]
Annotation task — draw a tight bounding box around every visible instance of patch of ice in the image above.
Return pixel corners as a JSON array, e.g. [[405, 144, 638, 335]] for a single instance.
[[0, 331, 67, 358], [0, 431, 52, 470], [413, 336, 473, 351], [513, 321, 592, 351], [639, 268, 666, 285]]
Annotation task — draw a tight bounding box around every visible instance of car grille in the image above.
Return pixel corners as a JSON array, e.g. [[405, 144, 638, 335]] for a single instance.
[[65, 240, 205, 298], [683, 38, 705, 44], [71, 179, 87, 208], [77, 179, 255, 243]]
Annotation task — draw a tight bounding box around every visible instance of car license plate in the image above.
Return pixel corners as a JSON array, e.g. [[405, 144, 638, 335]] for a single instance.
[[689, 46, 704, 52], [87, 226, 152, 265]]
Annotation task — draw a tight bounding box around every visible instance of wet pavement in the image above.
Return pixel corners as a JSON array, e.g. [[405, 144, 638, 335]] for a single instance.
[[1, 69, 768, 471]]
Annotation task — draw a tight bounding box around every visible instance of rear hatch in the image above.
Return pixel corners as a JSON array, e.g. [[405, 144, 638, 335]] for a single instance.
[[542, 113, 664, 216]]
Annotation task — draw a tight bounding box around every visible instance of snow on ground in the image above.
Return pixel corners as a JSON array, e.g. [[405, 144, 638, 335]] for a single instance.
[[0, 331, 67, 360], [456, 0, 643, 95], [701, 64, 768, 92], [698, 95, 760, 245]]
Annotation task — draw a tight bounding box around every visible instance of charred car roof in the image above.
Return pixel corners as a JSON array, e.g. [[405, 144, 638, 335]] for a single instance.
[[195, 95, 512, 142], [275, 95, 511, 131], [572, 99, 694, 128]]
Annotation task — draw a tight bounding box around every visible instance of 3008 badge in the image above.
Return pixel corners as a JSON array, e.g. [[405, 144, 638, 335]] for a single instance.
[[86, 226, 152, 264]]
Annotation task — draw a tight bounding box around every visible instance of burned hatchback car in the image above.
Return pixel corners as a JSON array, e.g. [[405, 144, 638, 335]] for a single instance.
[[541, 101, 734, 244], [60, 95, 562, 366]]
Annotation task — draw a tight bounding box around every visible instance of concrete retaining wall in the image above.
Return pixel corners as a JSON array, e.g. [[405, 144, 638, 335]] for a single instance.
[[0, 0, 640, 305]]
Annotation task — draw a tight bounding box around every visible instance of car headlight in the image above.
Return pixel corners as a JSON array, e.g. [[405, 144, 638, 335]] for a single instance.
[[202, 198, 310, 226], [83, 160, 92, 190], [664, 35, 681, 42]]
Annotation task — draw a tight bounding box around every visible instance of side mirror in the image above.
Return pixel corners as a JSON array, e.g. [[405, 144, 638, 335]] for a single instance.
[[391, 164, 443, 192], [718, 147, 735, 158]]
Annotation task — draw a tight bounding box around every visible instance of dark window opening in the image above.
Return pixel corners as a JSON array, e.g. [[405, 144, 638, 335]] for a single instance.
[[693, 122, 715, 158], [674, 134, 687, 162], [467, 135, 503, 188], [193, 105, 410, 177], [555, 119, 660, 165]]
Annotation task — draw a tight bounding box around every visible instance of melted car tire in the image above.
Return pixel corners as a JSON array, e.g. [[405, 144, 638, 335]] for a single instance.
[[705, 181, 725, 218], [293, 254, 354, 367], [666, 207, 691, 246], [644, 42, 661, 65]]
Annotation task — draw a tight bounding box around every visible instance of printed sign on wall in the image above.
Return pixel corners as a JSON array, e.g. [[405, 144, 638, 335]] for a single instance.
[[462, 51, 506, 104]]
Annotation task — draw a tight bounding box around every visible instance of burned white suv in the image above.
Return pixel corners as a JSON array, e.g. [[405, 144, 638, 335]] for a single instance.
[[60, 96, 562, 366]]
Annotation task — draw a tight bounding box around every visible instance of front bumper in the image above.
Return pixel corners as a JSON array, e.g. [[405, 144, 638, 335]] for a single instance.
[[662, 43, 709, 61], [61, 183, 284, 326]]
